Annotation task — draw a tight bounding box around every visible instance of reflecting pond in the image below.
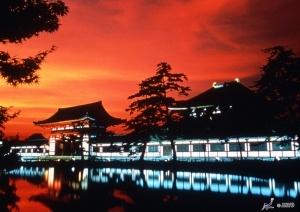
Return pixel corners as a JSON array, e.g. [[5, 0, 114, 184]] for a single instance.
[[3, 165, 300, 212]]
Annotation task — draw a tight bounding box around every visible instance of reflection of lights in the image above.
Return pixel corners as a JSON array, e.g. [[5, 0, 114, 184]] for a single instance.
[[81, 168, 89, 190], [48, 167, 54, 188], [145, 170, 161, 189], [78, 171, 82, 182], [272, 180, 286, 197], [45, 169, 49, 182], [210, 174, 228, 193], [71, 182, 79, 190], [53, 180, 61, 191], [7, 167, 300, 200], [176, 171, 192, 190], [112, 190, 135, 205], [288, 181, 300, 198]]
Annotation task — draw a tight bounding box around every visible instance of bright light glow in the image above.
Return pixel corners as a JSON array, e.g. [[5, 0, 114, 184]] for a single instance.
[[168, 107, 188, 110], [7, 167, 300, 199], [212, 82, 224, 88]]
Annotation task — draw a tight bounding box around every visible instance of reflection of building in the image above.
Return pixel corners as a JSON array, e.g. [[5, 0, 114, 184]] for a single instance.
[[89, 168, 300, 198], [6, 166, 299, 211], [7, 167, 300, 199], [33, 101, 125, 158]]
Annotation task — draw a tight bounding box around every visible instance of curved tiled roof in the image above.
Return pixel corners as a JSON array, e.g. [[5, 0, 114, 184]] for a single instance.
[[174, 81, 268, 107], [172, 81, 274, 137], [33, 101, 125, 126]]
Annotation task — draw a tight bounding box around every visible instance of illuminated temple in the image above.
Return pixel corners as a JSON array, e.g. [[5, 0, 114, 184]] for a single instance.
[[170, 79, 274, 138], [24, 80, 298, 161], [33, 101, 125, 158]]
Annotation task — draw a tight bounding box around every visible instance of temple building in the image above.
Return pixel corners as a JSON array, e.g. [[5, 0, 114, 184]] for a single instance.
[[170, 79, 275, 139], [34, 101, 125, 158]]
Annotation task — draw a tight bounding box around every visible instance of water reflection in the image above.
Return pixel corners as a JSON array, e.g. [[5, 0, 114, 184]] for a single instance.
[[6, 166, 300, 211], [0, 173, 20, 212], [89, 168, 299, 198]]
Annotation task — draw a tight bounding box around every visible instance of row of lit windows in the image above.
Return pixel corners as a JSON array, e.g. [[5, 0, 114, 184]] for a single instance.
[[149, 143, 291, 152], [92, 147, 118, 153], [17, 148, 45, 153], [92, 142, 292, 153], [52, 124, 90, 131]]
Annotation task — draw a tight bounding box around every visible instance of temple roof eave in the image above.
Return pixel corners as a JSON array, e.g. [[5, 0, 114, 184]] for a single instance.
[[33, 101, 126, 127], [33, 117, 125, 127], [33, 119, 86, 126]]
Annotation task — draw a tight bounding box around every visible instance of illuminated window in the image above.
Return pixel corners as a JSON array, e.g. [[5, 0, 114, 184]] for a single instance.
[[93, 147, 100, 152], [148, 146, 158, 152], [33, 148, 39, 153], [250, 143, 267, 151], [210, 144, 224, 151], [193, 144, 206, 152], [163, 145, 172, 155], [272, 142, 291, 151], [229, 143, 245, 151], [102, 147, 111, 152], [177, 145, 189, 152]]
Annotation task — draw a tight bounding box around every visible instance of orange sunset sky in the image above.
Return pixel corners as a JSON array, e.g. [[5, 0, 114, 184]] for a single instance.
[[1, 0, 300, 140]]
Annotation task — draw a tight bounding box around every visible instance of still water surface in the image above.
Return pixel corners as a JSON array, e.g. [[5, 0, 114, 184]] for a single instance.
[[5, 165, 300, 212]]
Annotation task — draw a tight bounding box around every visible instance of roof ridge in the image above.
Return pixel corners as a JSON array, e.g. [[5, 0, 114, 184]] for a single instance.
[[58, 100, 102, 110]]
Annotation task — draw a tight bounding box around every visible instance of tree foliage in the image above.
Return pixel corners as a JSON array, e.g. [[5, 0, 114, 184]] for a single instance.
[[0, 46, 56, 86], [125, 62, 191, 160], [0, 0, 68, 86], [0, 107, 20, 140], [252, 46, 300, 141], [0, 0, 68, 139]]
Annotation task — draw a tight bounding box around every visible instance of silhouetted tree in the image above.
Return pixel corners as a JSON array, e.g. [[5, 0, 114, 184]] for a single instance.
[[125, 62, 191, 161], [0, 134, 21, 169], [0, 0, 68, 138], [0, 0, 68, 86], [252, 46, 300, 149], [0, 107, 19, 140]]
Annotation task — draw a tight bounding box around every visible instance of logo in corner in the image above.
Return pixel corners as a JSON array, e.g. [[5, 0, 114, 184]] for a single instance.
[[262, 197, 274, 210]]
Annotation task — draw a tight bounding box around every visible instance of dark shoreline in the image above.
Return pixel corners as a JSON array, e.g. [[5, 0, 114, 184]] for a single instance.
[[13, 158, 300, 181]]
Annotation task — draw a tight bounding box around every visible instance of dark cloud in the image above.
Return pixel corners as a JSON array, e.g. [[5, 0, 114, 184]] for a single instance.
[[212, 0, 300, 48], [142, 0, 193, 6], [194, 24, 237, 52]]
